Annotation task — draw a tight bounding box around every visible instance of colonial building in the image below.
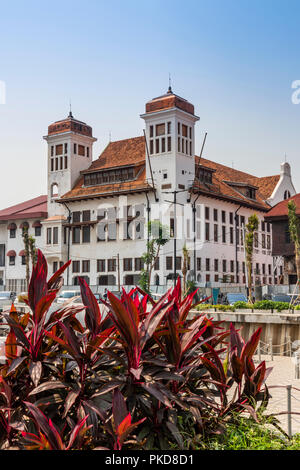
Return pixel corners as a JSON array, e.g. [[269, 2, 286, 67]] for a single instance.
[[0, 196, 47, 291], [0, 87, 297, 292], [265, 193, 300, 285]]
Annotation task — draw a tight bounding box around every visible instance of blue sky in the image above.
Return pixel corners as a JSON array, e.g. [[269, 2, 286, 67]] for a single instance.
[[0, 0, 300, 207]]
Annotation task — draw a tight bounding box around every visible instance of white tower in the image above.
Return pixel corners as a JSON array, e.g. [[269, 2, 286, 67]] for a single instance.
[[140, 87, 199, 196], [44, 111, 97, 216]]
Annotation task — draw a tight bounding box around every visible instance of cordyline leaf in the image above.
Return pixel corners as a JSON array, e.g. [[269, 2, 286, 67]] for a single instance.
[[172, 276, 181, 305], [5, 331, 17, 361], [139, 297, 173, 349], [117, 415, 146, 446], [67, 416, 89, 450], [201, 357, 226, 385], [244, 356, 256, 378], [0, 377, 11, 406], [108, 291, 139, 346], [63, 390, 80, 418], [178, 289, 201, 322], [229, 323, 244, 356], [7, 356, 27, 375], [20, 312, 30, 329], [47, 260, 71, 292], [24, 401, 64, 450], [181, 317, 208, 355], [113, 389, 128, 429], [117, 413, 131, 436], [121, 290, 139, 330], [28, 250, 48, 317], [241, 327, 262, 363], [134, 285, 155, 306], [44, 329, 80, 361], [130, 367, 143, 380], [34, 292, 57, 324], [28, 380, 66, 396], [45, 303, 85, 328], [78, 277, 102, 336], [29, 361, 42, 387], [92, 380, 124, 397], [3, 315, 31, 351], [204, 343, 227, 384], [86, 326, 115, 359], [8, 303, 18, 322], [141, 383, 172, 408], [48, 321, 83, 364], [230, 350, 244, 383], [166, 421, 184, 449], [21, 431, 51, 450]]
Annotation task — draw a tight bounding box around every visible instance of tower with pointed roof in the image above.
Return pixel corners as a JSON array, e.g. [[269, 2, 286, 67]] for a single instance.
[[141, 87, 199, 195], [44, 112, 97, 216]]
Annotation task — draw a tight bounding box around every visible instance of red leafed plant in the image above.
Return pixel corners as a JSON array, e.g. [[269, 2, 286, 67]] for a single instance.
[[0, 250, 275, 450]]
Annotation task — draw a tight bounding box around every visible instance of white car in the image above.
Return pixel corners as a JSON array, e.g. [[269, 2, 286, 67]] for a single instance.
[[56, 290, 81, 304]]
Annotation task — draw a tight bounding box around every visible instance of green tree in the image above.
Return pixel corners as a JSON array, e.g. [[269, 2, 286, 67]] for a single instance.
[[288, 199, 300, 285], [244, 214, 259, 303], [139, 220, 169, 293], [22, 227, 37, 289]]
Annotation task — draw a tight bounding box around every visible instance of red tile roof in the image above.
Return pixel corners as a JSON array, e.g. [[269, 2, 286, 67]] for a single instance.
[[145, 89, 195, 116], [265, 193, 300, 219], [59, 136, 280, 209], [194, 157, 280, 210], [83, 137, 145, 172], [0, 195, 48, 221], [47, 115, 93, 138]]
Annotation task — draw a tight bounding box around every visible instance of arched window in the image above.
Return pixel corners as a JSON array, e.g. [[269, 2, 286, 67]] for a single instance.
[[51, 183, 59, 198], [98, 275, 116, 286], [284, 190, 291, 200]]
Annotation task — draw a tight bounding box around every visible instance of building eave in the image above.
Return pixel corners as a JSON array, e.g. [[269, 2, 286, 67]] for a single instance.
[[190, 188, 270, 212], [57, 186, 154, 204]]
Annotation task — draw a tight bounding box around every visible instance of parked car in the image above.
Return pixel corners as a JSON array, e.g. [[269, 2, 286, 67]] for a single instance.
[[224, 293, 248, 305], [263, 293, 292, 303], [56, 290, 81, 304]]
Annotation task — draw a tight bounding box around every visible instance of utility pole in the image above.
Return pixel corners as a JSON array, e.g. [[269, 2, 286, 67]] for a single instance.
[[162, 188, 188, 287], [117, 254, 120, 292]]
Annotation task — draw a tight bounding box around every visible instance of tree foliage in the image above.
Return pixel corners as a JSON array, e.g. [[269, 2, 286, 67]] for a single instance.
[[244, 214, 259, 303]]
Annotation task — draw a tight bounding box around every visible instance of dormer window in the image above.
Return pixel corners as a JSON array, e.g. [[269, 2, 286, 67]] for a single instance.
[[149, 122, 171, 155], [196, 165, 215, 184], [245, 187, 256, 200], [84, 167, 135, 186], [225, 181, 258, 200]]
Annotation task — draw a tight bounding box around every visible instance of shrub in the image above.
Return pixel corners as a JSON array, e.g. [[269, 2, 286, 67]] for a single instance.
[[253, 300, 275, 310], [0, 250, 274, 450], [192, 417, 299, 450], [233, 301, 251, 309], [253, 300, 291, 312]]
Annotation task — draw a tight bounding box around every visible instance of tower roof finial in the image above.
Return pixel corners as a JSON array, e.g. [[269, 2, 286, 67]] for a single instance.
[[167, 73, 172, 94], [68, 99, 73, 118]]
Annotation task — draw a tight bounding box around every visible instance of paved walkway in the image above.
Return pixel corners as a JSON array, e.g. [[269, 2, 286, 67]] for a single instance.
[[254, 354, 300, 435]]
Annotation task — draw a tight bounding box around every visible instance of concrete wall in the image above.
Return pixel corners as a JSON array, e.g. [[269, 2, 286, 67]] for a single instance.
[[190, 309, 300, 356]]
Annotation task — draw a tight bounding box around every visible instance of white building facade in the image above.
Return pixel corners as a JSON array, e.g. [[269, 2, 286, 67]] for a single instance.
[[0, 88, 297, 293]]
